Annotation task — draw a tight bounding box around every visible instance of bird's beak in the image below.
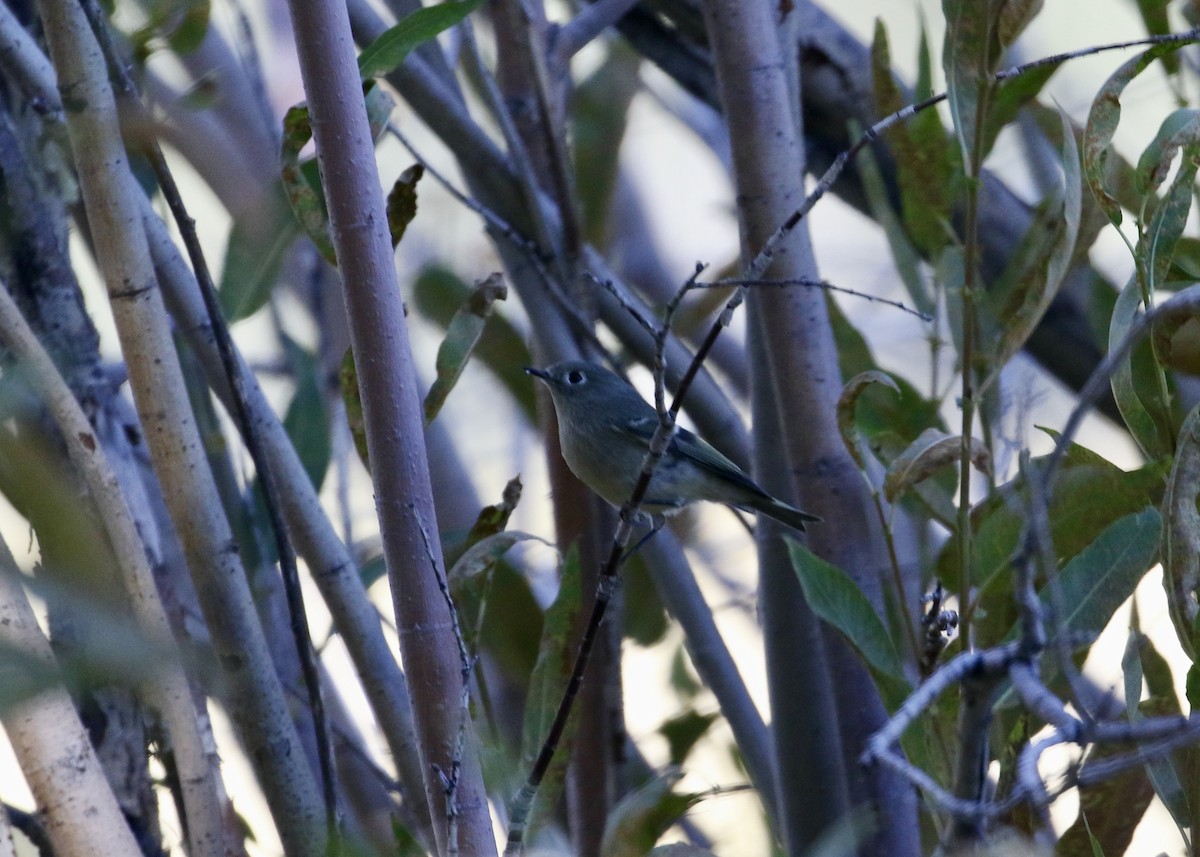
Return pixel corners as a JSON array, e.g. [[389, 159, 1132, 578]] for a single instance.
[[524, 366, 551, 381]]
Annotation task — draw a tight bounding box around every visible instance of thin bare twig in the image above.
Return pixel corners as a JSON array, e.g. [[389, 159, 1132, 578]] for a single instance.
[[415, 508, 473, 857], [703, 277, 932, 321], [995, 28, 1200, 80]]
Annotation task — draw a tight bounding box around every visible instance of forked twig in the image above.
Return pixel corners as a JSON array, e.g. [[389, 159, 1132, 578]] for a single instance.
[[864, 285, 1200, 836]]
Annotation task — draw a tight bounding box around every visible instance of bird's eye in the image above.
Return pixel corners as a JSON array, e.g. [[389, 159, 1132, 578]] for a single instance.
[[566, 370, 586, 385]]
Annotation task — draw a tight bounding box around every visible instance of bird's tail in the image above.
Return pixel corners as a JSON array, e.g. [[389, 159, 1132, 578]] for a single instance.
[[747, 498, 822, 531]]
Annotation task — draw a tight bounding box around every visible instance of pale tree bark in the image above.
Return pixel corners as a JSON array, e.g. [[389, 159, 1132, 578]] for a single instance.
[[0, 538, 142, 857], [142, 193, 436, 849], [0, 277, 229, 857], [33, 0, 326, 851]]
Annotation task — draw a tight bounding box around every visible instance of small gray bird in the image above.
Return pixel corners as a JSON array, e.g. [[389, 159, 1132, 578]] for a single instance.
[[526, 361, 820, 531]]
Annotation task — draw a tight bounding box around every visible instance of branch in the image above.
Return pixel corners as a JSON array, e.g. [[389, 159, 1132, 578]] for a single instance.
[[34, 0, 327, 849], [0, 539, 143, 855], [78, 0, 340, 839], [0, 273, 228, 857], [283, 0, 496, 851]]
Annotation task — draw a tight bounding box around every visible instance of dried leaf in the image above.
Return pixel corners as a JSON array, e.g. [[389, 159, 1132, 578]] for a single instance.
[[883, 427, 990, 503], [837, 370, 900, 470]]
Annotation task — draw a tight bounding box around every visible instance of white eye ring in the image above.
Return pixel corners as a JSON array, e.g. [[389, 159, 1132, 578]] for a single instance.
[[565, 370, 586, 385]]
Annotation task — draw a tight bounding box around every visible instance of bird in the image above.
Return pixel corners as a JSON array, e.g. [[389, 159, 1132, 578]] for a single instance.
[[525, 361, 820, 531]]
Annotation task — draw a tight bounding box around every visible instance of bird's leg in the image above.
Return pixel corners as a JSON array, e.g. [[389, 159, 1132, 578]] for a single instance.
[[620, 514, 667, 564]]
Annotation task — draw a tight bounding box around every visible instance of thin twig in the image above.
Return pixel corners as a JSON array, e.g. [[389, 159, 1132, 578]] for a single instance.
[[385, 121, 610, 360], [414, 508, 473, 857], [995, 28, 1200, 80], [702, 277, 932, 321]]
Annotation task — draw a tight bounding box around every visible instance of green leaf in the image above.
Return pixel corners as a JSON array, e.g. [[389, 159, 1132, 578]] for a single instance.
[[413, 265, 536, 419], [454, 476, 523, 560], [164, 0, 210, 55], [942, 0, 1042, 166], [669, 645, 701, 701], [359, 554, 386, 590], [1009, 508, 1160, 643], [279, 84, 395, 266], [787, 539, 905, 678], [978, 60, 1061, 158], [985, 106, 1081, 372], [478, 562, 544, 688], [1109, 279, 1172, 458], [280, 336, 331, 491], [449, 532, 547, 589], [1132, 0, 1176, 71], [869, 20, 955, 261], [218, 183, 297, 322], [621, 549, 669, 647], [941, 452, 1167, 645], [1134, 695, 1192, 836], [280, 102, 337, 265], [1162, 404, 1200, 660], [518, 544, 583, 834], [130, 0, 211, 58], [424, 273, 507, 424], [357, 0, 483, 79], [600, 770, 701, 857], [1135, 109, 1200, 196], [450, 530, 547, 652], [658, 710, 718, 767], [1141, 113, 1200, 290], [1058, 766, 1144, 857]]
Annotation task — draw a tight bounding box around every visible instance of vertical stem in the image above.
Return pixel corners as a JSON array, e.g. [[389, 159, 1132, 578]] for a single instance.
[[36, 0, 327, 849], [0, 279, 229, 857], [0, 538, 144, 856], [281, 0, 496, 852], [698, 0, 921, 852], [957, 178, 979, 648], [956, 65, 992, 649]]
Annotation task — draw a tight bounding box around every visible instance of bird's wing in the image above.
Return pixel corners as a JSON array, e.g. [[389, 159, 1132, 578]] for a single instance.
[[613, 417, 769, 498], [674, 427, 769, 496]]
